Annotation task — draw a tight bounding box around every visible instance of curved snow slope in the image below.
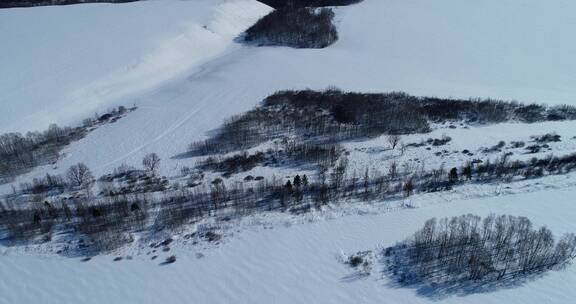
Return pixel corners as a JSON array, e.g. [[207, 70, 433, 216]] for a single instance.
[[0, 0, 271, 133], [2, 187, 576, 304]]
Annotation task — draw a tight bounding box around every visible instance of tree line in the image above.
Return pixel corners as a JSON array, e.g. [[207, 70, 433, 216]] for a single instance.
[[5, 147, 576, 253], [188, 89, 576, 158]]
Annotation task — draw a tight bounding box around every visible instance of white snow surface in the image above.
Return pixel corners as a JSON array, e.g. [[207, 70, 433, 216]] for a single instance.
[[2, 0, 576, 303]]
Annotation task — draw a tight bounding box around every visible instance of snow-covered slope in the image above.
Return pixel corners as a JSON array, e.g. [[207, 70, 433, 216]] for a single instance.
[[0, 0, 271, 133]]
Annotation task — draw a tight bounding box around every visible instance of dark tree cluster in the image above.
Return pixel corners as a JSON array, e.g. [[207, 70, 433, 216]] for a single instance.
[[257, 0, 363, 8], [280, 140, 340, 168], [189, 89, 575, 160], [195, 140, 340, 177], [244, 7, 338, 48], [532, 132, 561, 144], [0, 0, 139, 9], [407, 136, 452, 148], [198, 152, 266, 176], [74, 195, 149, 252], [98, 169, 169, 197], [264, 89, 576, 125], [0, 192, 149, 253], [384, 214, 576, 289], [18, 173, 67, 195]]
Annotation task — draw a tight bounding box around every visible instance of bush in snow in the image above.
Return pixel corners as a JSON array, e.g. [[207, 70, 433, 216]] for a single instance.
[[163, 255, 176, 264]]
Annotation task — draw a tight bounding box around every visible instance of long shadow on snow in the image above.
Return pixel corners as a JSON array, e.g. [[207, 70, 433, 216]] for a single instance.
[[378, 252, 551, 301]]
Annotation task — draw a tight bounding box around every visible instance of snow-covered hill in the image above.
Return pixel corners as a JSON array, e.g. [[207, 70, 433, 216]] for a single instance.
[[0, 0, 271, 133], [2, 0, 576, 303]]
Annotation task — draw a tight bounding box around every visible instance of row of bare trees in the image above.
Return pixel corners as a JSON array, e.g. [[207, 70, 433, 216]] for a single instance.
[[17, 152, 160, 196], [5, 147, 576, 253]]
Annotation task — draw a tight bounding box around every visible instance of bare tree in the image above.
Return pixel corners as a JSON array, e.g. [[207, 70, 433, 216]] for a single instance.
[[403, 179, 414, 197], [387, 134, 401, 150], [66, 163, 94, 189], [388, 161, 398, 179], [400, 142, 407, 156], [142, 153, 161, 173]]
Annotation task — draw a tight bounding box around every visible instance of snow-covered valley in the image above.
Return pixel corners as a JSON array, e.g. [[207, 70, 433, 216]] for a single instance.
[[2, 0, 576, 303]]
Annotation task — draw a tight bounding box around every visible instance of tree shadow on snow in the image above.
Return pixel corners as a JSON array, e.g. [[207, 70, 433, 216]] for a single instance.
[[379, 255, 550, 301], [340, 271, 371, 283]]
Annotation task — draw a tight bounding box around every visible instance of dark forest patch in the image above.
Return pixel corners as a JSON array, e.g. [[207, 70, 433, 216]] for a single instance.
[[188, 89, 576, 157], [243, 7, 338, 48]]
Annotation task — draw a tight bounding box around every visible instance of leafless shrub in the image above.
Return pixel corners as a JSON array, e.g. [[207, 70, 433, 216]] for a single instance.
[[142, 153, 161, 173]]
